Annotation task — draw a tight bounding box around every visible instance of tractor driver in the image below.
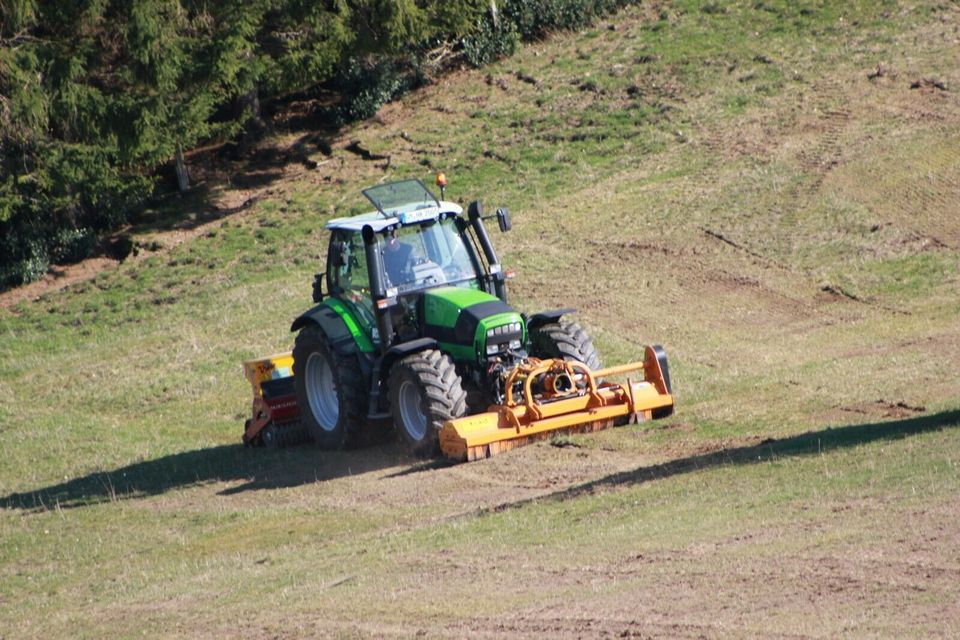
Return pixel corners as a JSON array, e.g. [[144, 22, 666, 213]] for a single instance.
[[383, 231, 415, 286]]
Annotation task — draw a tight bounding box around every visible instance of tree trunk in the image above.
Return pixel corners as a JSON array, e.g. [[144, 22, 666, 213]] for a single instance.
[[239, 86, 261, 126], [175, 144, 190, 192]]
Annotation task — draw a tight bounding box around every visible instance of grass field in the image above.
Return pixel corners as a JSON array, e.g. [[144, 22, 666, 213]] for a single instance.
[[2, 1, 959, 637]]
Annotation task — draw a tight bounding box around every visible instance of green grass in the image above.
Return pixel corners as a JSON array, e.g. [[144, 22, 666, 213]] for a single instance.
[[2, 0, 960, 637]]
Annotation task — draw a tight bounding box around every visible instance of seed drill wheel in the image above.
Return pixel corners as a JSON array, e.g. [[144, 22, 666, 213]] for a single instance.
[[260, 424, 281, 448], [388, 349, 467, 457], [293, 325, 366, 449], [259, 422, 311, 448], [530, 321, 602, 369]]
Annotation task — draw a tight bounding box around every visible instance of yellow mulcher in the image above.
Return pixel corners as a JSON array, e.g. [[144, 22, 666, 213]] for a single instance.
[[440, 346, 672, 461], [242, 177, 674, 460]]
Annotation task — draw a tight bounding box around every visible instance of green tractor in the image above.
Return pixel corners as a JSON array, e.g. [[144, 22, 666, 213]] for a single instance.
[[243, 178, 674, 460]]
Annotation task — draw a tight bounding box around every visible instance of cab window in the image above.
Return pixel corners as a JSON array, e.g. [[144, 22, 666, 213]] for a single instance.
[[328, 231, 374, 314]]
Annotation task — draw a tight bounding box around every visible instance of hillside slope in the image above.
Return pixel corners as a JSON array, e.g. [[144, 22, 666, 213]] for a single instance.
[[2, 1, 959, 637]]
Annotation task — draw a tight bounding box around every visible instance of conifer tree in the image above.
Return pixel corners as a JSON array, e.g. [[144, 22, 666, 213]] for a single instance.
[[0, 0, 502, 288]]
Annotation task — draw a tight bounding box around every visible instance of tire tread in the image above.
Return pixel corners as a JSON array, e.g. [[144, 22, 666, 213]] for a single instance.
[[388, 349, 467, 457]]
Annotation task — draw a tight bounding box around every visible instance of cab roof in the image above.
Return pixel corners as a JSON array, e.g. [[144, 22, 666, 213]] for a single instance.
[[325, 202, 464, 232]]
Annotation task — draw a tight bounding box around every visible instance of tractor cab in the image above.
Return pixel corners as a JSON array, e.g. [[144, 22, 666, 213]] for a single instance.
[[325, 209, 479, 334], [319, 179, 512, 355]]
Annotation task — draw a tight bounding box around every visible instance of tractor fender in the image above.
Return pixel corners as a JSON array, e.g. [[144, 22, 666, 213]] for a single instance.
[[526, 308, 576, 332], [379, 338, 440, 381], [290, 304, 358, 356]]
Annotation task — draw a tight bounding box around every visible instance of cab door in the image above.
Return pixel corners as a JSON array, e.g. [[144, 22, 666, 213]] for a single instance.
[[327, 230, 379, 344]]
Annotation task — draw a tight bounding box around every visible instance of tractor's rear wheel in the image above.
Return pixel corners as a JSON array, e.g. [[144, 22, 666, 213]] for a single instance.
[[530, 321, 602, 369], [293, 325, 367, 449], [388, 349, 467, 457]]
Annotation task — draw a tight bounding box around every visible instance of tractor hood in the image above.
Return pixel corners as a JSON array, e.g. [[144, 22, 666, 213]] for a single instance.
[[422, 287, 524, 361]]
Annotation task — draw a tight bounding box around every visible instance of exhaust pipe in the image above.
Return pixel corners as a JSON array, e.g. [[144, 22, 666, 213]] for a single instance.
[[362, 224, 393, 354]]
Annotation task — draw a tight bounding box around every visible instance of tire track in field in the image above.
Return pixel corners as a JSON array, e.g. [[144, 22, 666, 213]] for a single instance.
[[850, 120, 960, 248], [691, 75, 952, 315], [689, 77, 861, 310], [795, 77, 853, 195], [694, 74, 853, 243]]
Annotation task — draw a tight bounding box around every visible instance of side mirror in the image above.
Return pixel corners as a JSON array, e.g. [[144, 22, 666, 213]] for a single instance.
[[311, 272, 325, 303], [330, 241, 348, 268], [496, 207, 512, 232]]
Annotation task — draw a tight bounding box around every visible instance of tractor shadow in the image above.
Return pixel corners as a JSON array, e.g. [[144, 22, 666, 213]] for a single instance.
[[0, 441, 425, 511], [508, 408, 960, 510], [3, 410, 958, 512]]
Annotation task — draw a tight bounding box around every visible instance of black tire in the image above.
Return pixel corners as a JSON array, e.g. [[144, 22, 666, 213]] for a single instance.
[[260, 424, 281, 449], [529, 321, 602, 369], [293, 325, 367, 449], [283, 420, 313, 447], [388, 349, 467, 457]]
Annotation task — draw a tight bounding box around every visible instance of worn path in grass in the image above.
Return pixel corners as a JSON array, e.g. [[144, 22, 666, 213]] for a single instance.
[[2, 1, 960, 638]]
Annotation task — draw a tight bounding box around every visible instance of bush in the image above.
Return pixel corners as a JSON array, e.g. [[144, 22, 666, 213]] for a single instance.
[[502, 0, 627, 39], [462, 16, 520, 67], [51, 228, 97, 264], [0, 229, 49, 289], [0, 137, 152, 290], [0, 219, 100, 288], [317, 57, 426, 125], [462, 0, 633, 67]]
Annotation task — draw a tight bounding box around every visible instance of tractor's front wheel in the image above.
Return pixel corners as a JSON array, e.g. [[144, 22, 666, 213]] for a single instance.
[[388, 349, 467, 457], [293, 325, 366, 449], [530, 321, 602, 369]]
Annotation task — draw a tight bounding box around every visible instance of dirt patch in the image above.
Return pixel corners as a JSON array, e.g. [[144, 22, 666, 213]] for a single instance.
[[0, 258, 120, 309], [430, 498, 960, 639], [837, 399, 927, 420], [837, 332, 960, 361], [816, 283, 866, 304]]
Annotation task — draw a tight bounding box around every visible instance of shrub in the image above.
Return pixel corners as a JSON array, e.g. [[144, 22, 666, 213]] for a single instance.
[[51, 228, 97, 264], [462, 16, 520, 67], [330, 58, 424, 123], [502, 0, 629, 40]]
